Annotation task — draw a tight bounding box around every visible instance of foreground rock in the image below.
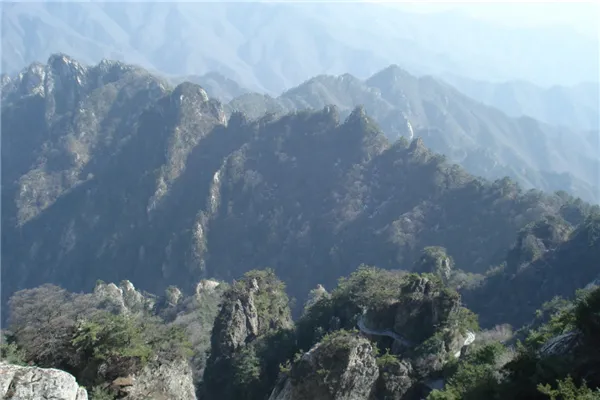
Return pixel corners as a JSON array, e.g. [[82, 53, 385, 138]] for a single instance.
[[107, 360, 197, 400], [269, 332, 379, 400], [0, 363, 88, 400]]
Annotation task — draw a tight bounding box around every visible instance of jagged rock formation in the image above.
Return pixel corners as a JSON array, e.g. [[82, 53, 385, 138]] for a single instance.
[[412, 247, 453, 283], [94, 280, 156, 314], [0, 363, 88, 400], [375, 359, 414, 400], [269, 333, 379, 400], [203, 270, 294, 399], [111, 360, 197, 400], [539, 331, 582, 357]]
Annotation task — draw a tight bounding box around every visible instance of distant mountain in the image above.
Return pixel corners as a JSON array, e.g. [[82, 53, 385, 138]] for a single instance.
[[224, 66, 599, 203], [169, 72, 251, 103], [441, 74, 600, 131], [464, 209, 600, 328], [2, 2, 597, 93], [2, 55, 598, 315]]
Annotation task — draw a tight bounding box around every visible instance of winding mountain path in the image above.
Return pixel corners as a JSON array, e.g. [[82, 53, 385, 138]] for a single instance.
[[357, 314, 476, 358], [356, 316, 412, 347]]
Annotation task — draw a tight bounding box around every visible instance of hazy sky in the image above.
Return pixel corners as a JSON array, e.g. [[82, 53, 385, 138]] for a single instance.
[[392, 1, 599, 38]]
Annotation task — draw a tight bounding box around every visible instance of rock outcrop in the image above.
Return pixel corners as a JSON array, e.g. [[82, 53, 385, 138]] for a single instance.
[[412, 247, 453, 283], [270, 333, 379, 400], [202, 271, 294, 399], [111, 360, 197, 400], [0, 363, 88, 400], [93, 280, 155, 314], [210, 275, 292, 358], [539, 330, 582, 357], [375, 359, 414, 400]]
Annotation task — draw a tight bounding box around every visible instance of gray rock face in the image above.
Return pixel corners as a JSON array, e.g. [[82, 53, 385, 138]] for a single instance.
[[270, 334, 379, 400], [195, 279, 221, 296], [0, 363, 88, 400], [118, 360, 197, 400], [539, 330, 582, 357], [93, 280, 155, 314], [376, 360, 414, 400], [393, 277, 459, 341], [210, 279, 263, 357]]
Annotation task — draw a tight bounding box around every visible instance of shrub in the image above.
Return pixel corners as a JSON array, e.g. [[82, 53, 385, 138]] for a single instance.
[[71, 312, 153, 367], [538, 376, 600, 400]]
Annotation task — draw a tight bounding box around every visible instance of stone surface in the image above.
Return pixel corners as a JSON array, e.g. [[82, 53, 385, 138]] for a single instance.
[[376, 360, 414, 400], [0, 363, 88, 400], [269, 334, 379, 400], [120, 360, 197, 400]]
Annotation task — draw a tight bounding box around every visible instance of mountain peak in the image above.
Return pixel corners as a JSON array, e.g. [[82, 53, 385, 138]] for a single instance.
[[368, 64, 414, 84], [46, 53, 87, 81], [348, 104, 367, 120], [172, 81, 210, 103]]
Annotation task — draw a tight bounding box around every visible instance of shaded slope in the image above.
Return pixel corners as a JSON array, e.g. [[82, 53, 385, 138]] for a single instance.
[[226, 66, 599, 203], [2, 56, 597, 316]]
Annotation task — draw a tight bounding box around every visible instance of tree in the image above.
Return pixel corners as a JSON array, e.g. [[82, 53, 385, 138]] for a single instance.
[[7, 284, 98, 367]]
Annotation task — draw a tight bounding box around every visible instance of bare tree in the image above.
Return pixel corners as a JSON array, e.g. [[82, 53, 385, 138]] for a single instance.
[[8, 284, 99, 367]]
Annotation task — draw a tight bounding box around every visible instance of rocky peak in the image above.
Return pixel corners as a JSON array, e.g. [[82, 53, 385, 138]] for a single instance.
[[365, 65, 415, 101], [228, 110, 249, 127], [413, 247, 453, 282], [359, 275, 460, 345], [1, 62, 46, 100], [322, 104, 341, 126], [269, 332, 379, 400], [44, 53, 89, 117], [347, 105, 368, 123], [210, 285, 260, 356], [195, 279, 221, 296], [208, 271, 292, 357], [164, 82, 226, 127], [47, 53, 87, 83], [93, 280, 155, 314], [375, 358, 414, 400], [408, 137, 425, 153], [164, 285, 183, 306], [0, 363, 88, 400], [371, 64, 413, 83]]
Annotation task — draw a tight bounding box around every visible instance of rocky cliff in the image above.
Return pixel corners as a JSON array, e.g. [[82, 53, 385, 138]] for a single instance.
[[104, 359, 197, 400], [270, 332, 379, 400], [0, 363, 88, 400], [202, 270, 294, 399]]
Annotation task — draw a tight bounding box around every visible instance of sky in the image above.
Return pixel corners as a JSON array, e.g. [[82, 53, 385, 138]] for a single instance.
[[391, 1, 599, 38]]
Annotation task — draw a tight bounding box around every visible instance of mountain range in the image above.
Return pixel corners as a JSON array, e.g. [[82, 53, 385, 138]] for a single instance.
[[2, 1, 598, 92], [220, 68, 599, 203], [440, 74, 599, 132], [2, 3, 600, 397], [2, 55, 599, 322]]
